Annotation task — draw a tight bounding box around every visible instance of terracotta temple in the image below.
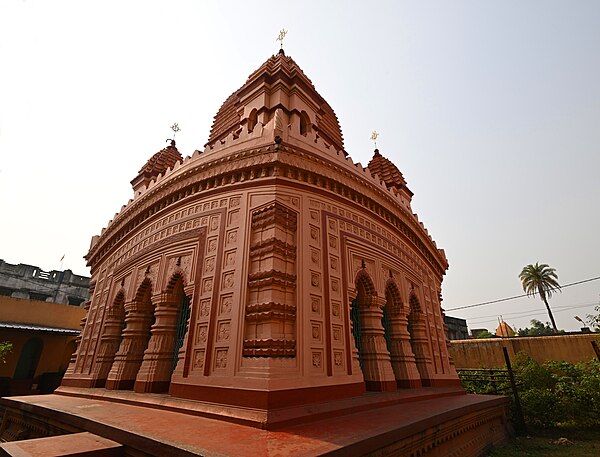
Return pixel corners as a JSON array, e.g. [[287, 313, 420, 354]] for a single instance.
[[0, 50, 510, 456]]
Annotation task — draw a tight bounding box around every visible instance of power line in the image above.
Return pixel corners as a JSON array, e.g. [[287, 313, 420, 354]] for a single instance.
[[446, 275, 600, 311], [466, 302, 598, 326], [466, 301, 598, 324]]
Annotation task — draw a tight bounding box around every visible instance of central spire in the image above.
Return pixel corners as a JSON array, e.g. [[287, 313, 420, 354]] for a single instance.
[[205, 51, 344, 153]]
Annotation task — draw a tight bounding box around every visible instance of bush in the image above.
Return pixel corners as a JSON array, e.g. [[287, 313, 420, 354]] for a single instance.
[[459, 353, 600, 429]]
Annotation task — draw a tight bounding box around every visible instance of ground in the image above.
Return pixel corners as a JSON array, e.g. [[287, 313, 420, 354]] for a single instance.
[[487, 427, 600, 457]]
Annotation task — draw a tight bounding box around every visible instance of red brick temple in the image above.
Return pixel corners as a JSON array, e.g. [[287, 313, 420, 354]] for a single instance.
[[0, 50, 510, 456]]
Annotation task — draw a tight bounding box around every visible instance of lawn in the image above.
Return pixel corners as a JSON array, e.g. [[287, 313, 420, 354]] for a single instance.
[[487, 428, 600, 457]]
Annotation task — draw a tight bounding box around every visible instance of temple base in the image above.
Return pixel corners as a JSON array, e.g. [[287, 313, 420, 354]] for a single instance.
[[0, 390, 511, 456]]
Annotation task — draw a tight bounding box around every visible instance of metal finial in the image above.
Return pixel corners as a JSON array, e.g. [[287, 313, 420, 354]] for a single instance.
[[370, 131, 379, 149], [170, 122, 181, 139], [276, 29, 288, 49]]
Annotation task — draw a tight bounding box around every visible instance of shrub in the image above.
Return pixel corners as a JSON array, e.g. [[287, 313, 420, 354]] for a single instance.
[[459, 352, 600, 429]]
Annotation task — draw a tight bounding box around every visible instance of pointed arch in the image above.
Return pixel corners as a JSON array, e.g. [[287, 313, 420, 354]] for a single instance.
[[409, 292, 422, 315], [134, 278, 154, 309], [165, 271, 186, 297], [354, 269, 376, 303]]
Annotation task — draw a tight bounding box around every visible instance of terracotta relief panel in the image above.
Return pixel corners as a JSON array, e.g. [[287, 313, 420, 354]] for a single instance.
[[220, 295, 233, 316], [310, 295, 321, 315]]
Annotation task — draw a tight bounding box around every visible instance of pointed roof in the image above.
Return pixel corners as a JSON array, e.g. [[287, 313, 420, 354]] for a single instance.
[[131, 141, 183, 192], [367, 149, 412, 195], [206, 49, 344, 151], [495, 321, 515, 337], [137, 141, 182, 177]]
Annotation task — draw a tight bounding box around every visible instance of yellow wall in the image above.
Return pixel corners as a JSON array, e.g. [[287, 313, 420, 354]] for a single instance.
[[0, 331, 77, 378], [0, 296, 85, 329], [0, 297, 84, 379], [450, 334, 600, 368]]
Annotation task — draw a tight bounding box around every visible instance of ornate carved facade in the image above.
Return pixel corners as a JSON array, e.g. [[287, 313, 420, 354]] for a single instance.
[[62, 49, 459, 408]]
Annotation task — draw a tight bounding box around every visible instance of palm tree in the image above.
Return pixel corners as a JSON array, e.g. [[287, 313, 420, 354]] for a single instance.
[[519, 262, 561, 332]]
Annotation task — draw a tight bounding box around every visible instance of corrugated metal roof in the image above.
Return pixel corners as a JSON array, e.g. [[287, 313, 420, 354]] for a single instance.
[[0, 322, 80, 335]]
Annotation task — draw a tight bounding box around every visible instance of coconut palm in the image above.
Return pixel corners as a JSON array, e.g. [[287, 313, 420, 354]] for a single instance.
[[519, 262, 561, 332]]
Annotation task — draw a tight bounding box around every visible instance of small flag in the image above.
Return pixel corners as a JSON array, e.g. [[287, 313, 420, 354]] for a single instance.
[[60, 254, 65, 262]]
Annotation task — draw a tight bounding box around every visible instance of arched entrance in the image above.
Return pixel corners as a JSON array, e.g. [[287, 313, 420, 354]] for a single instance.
[[350, 270, 396, 391], [134, 274, 190, 393], [14, 338, 43, 380], [106, 278, 155, 390]]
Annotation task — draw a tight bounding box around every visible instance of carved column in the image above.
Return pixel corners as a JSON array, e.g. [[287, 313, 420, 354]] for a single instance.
[[408, 315, 434, 386], [243, 202, 297, 357], [348, 295, 362, 375], [63, 299, 90, 377], [359, 296, 396, 391], [89, 306, 125, 387], [105, 299, 154, 390], [387, 309, 422, 388], [134, 294, 179, 393]]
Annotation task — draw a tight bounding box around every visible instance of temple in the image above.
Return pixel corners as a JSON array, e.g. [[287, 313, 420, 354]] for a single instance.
[[0, 50, 510, 456]]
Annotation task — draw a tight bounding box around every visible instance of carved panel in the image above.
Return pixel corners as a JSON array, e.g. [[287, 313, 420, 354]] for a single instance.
[[220, 295, 233, 315], [310, 295, 321, 315]]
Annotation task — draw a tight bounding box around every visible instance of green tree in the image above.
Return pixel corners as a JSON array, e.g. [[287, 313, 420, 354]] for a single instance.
[[586, 303, 600, 332], [0, 341, 12, 363], [517, 319, 556, 336], [519, 262, 561, 332]]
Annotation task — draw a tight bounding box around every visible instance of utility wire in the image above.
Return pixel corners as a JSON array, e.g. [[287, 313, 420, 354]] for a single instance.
[[466, 302, 598, 326], [466, 301, 598, 324], [446, 275, 600, 311]]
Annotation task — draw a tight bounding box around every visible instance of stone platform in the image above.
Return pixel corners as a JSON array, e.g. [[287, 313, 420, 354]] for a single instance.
[[0, 389, 511, 456]]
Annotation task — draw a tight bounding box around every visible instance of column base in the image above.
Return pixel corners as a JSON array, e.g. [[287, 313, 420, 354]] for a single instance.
[[365, 379, 397, 392], [105, 379, 134, 391], [134, 380, 170, 393], [397, 378, 422, 389]]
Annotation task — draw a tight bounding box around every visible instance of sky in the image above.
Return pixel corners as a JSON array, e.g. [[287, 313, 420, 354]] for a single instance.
[[1, 1, 599, 333]]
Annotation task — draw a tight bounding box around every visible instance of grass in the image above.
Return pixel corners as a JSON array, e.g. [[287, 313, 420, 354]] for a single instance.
[[487, 427, 600, 457]]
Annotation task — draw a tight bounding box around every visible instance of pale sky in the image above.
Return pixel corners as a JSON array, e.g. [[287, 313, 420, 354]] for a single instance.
[[1, 1, 599, 333]]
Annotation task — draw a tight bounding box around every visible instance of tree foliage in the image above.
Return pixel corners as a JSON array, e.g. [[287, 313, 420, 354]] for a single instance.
[[0, 341, 12, 363], [459, 352, 600, 428], [586, 304, 600, 332], [517, 319, 557, 336], [519, 262, 561, 332]]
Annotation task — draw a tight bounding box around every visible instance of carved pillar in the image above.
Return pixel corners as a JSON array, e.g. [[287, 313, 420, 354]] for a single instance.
[[89, 309, 125, 387], [348, 296, 362, 375], [387, 309, 422, 388], [134, 294, 179, 393], [63, 299, 90, 377], [408, 314, 434, 385], [243, 202, 297, 357], [105, 299, 154, 390], [359, 296, 396, 391]]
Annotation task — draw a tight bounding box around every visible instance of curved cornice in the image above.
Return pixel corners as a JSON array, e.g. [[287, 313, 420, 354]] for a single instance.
[[87, 142, 448, 279]]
